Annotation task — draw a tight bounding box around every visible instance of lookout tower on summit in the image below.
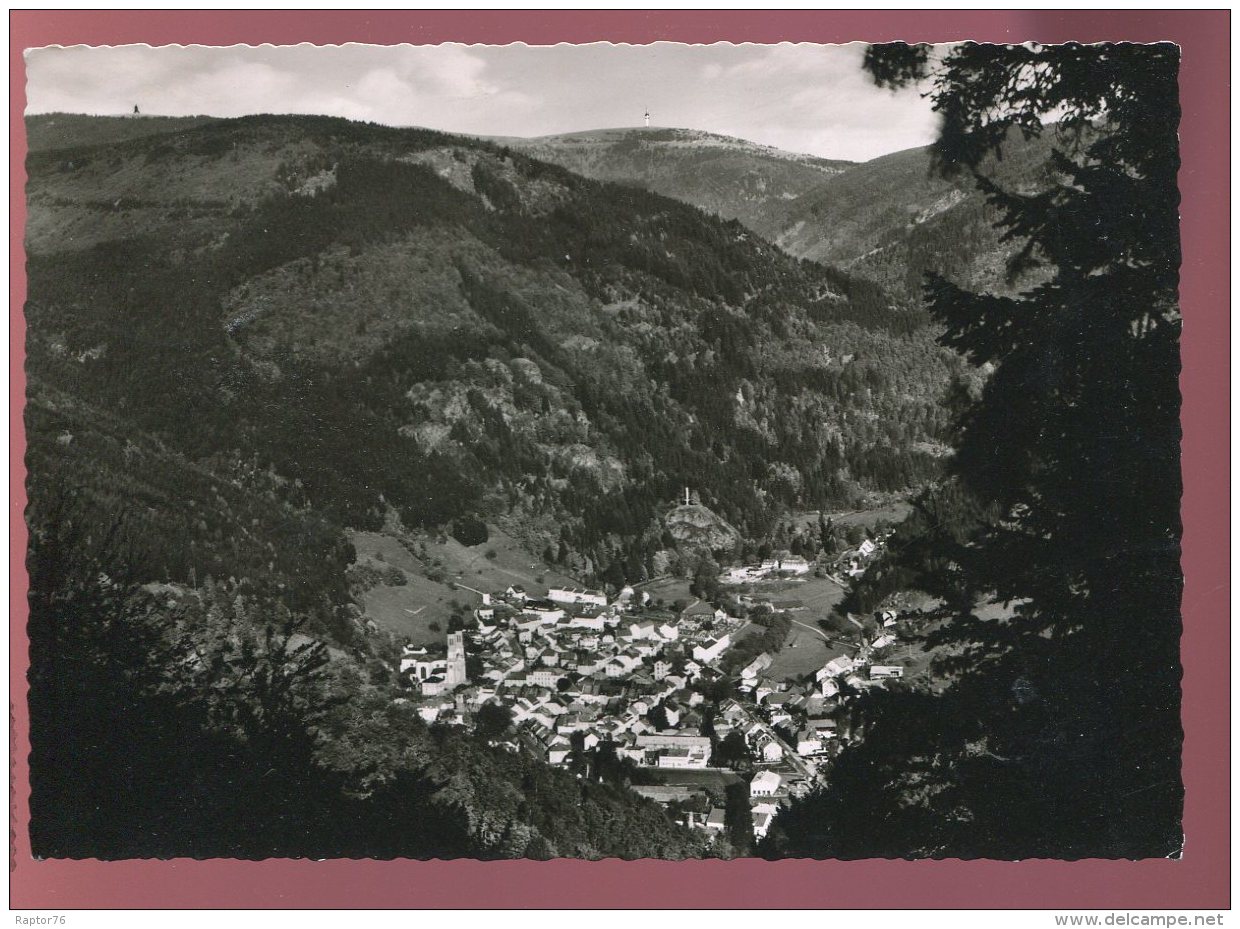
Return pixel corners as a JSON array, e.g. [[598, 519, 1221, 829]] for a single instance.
[[644, 108, 651, 128]]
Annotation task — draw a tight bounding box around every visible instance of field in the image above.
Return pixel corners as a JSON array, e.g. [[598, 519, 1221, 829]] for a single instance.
[[350, 531, 455, 646], [633, 576, 695, 607], [350, 524, 580, 645], [793, 500, 913, 533], [744, 574, 853, 683], [643, 768, 744, 789], [413, 524, 580, 598]]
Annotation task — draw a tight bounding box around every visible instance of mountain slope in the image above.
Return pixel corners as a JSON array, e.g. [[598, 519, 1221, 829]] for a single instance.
[[497, 127, 853, 237], [502, 126, 1053, 307], [761, 134, 1056, 300], [25, 114, 959, 597]]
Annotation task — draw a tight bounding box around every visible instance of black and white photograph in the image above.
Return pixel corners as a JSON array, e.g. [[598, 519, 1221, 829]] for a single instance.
[[22, 39, 1184, 862]]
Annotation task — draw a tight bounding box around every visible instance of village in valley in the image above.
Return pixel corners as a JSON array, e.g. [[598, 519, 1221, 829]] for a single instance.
[[393, 497, 918, 850]]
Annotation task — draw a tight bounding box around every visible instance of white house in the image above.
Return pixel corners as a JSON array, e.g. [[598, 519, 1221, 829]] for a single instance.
[[547, 739, 572, 766], [527, 668, 563, 688], [548, 587, 608, 608], [750, 771, 783, 797], [758, 740, 784, 763], [817, 656, 855, 680], [761, 557, 811, 575], [740, 653, 773, 681], [636, 733, 711, 768], [569, 614, 606, 631], [870, 665, 905, 680], [796, 731, 823, 756], [751, 802, 779, 840], [656, 622, 680, 642], [692, 634, 732, 664]]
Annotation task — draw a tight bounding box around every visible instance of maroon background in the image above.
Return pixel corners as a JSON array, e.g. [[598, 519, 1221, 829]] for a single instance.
[[8, 10, 1230, 910]]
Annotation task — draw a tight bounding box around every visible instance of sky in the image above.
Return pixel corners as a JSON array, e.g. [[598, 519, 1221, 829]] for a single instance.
[[24, 43, 939, 162]]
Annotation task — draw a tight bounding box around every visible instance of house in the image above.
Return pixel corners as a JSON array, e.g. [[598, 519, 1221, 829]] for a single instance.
[[692, 633, 731, 664], [527, 668, 563, 689], [751, 804, 778, 840], [795, 731, 823, 756], [817, 656, 855, 680], [858, 539, 876, 557], [807, 718, 838, 739], [548, 587, 608, 608], [547, 738, 572, 766], [656, 622, 680, 641], [627, 621, 658, 640], [635, 733, 711, 768], [750, 771, 783, 797], [505, 585, 527, 603], [761, 557, 811, 575], [682, 600, 716, 619], [871, 633, 897, 651], [769, 709, 795, 730], [703, 809, 728, 834], [870, 665, 905, 680], [740, 653, 773, 681], [757, 739, 784, 763]]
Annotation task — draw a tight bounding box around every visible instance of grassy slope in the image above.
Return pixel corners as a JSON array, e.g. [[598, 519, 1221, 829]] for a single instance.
[[350, 526, 581, 644]]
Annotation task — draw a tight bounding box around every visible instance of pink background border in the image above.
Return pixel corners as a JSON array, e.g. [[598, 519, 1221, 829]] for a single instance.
[[8, 10, 1230, 910]]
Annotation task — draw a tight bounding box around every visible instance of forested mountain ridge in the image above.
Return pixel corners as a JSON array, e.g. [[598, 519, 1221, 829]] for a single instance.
[[25, 113, 959, 600], [495, 126, 854, 236], [502, 124, 1053, 305]]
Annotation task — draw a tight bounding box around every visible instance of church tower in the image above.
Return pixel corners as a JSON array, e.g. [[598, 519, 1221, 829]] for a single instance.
[[446, 631, 467, 687]]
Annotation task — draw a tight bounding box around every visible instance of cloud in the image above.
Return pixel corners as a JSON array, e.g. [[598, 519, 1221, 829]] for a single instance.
[[24, 42, 938, 161]]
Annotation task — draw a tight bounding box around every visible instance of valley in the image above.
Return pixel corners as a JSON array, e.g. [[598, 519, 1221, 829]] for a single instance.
[[20, 111, 981, 859]]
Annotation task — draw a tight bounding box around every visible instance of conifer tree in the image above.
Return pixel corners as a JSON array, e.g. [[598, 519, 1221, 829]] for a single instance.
[[769, 42, 1183, 859]]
